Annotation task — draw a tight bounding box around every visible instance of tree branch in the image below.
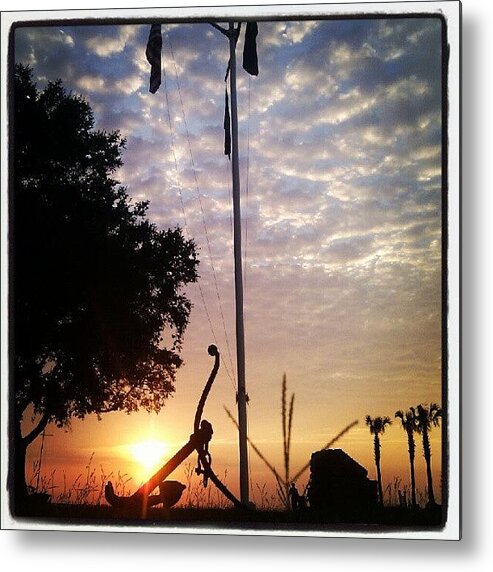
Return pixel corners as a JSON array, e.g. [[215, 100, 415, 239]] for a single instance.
[[97, 381, 139, 414], [15, 395, 32, 420], [23, 411, 50, 446]]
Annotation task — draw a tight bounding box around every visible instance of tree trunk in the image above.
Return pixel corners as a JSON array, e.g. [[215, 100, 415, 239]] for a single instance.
[[13, 431, 28, 506], [422, 428, 435, 506], [12, 408, 50, 509], [407, 429, 417, 508], [374, 435, 384, 507], [409, 451, 417, 508]]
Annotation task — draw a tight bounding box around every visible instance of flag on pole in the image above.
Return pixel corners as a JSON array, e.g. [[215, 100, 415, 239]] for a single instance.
[[224, 88, 231, 158], [146, 24, 162, 94], [242, 22, 258, 76]]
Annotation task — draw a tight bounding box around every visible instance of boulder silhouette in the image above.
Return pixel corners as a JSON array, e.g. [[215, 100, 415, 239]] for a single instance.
[[307, 448, 377, 519]]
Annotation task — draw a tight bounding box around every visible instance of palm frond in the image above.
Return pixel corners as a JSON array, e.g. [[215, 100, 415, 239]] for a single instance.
[[381, 416, 392, 433], [430, 403, 442, 426]]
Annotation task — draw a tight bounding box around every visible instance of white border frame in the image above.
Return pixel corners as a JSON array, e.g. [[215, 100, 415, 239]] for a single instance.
[[0, 1, 461, 540]]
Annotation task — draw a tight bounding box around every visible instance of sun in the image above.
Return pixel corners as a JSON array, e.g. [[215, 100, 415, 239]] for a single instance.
[[129, 439, 168, 473]]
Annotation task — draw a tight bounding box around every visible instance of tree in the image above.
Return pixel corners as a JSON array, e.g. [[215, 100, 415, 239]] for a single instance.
[[414, 403, 442, 507], [12, 65, 199, 503], [395, 409, 418, 508], [365, 415, 392, 507]]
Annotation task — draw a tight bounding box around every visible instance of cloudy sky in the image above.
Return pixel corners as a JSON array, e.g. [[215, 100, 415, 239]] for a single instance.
[[15, 14, 444, 504]]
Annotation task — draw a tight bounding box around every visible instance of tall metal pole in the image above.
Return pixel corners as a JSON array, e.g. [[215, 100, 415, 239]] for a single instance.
[[229, 21, 249, 505]]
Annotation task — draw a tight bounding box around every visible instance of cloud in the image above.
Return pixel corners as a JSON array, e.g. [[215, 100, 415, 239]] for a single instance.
[[15, 27, 76, 81], [262, 20, 321, 47], [76, 74, 106, 93], [85, 25, 140, 57], [114, 74, 143, 94], [23, 27, 75, 48], [12, 17, 444, 459]]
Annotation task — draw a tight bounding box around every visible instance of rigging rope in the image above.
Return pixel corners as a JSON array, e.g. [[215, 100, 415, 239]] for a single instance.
[[161, 61, 224, 370], [165, 30, 238, 390]]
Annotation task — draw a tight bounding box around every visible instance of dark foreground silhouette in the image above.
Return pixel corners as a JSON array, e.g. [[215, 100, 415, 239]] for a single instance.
[[307, 448, 377, 520], [105, 480, 185, 513], [14, 501, 443, 533]]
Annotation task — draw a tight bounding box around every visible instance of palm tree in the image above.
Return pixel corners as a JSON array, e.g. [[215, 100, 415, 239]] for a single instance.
[[414, 403, 442, 507], [395, 409, 418, 508], [365, 415, 392, 507]]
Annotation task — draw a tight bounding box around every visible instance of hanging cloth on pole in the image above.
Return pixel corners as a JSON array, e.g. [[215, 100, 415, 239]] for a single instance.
[[146, 24, 162, 94], [242, 22, 258, 76], [224, 87, 231, 159]]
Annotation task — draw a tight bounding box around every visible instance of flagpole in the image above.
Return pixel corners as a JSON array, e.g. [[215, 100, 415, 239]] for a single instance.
[[229, 21, 250, 506]]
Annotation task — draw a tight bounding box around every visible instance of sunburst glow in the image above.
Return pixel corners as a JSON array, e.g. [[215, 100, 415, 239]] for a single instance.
[[129, 439, 168, 472]]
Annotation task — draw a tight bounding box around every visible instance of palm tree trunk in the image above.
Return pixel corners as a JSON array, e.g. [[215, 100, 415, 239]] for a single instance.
[[407, 429, 417, 507], [374, 435, 384, 507], [422, 428, 435, 506], [409, 451, 417, 508]]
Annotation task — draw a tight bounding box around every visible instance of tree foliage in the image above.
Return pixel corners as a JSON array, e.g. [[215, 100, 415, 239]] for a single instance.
[[13, 64, 199, 449], [365, 415, 392, 438]]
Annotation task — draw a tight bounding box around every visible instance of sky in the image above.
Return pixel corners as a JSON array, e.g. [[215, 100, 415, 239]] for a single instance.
[[14, 15, 444, 507]]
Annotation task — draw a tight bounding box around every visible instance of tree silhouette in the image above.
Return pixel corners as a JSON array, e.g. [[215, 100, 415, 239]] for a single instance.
[[12, 65, 199, 503], [365, 415, 392, 507], [414, 403, 442, 507], [395, 409, 418, 508]]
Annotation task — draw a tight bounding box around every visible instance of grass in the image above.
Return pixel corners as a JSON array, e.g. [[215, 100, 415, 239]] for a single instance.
[[181, 461, 231, 509], [22, 453, 443, 530], [28, 453, 133, 506]]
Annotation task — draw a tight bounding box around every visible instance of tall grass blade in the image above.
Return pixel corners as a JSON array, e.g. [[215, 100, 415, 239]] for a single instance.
[[224, 406, 287, 502], [291, 420, 359, 483]]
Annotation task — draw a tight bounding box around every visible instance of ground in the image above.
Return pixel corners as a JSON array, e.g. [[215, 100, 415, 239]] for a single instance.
[[11, 503, 444, 534]]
